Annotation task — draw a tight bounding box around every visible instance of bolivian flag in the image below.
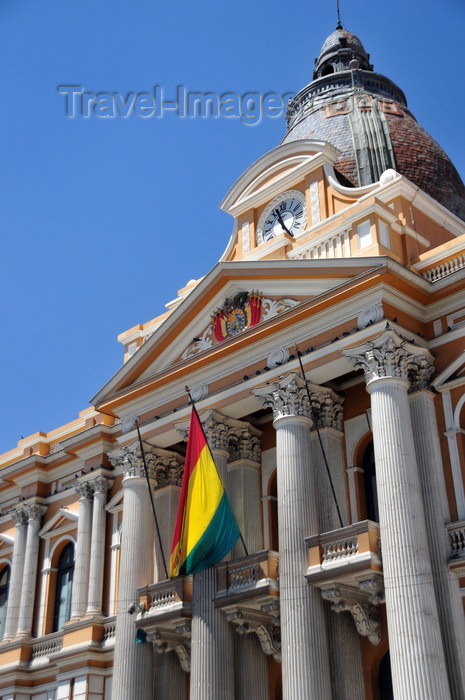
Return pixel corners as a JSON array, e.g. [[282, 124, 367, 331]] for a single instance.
[[169, 407, 240, 577]]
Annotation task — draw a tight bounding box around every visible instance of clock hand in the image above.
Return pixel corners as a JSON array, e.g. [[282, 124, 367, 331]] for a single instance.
[[276, 210, 294, 237]]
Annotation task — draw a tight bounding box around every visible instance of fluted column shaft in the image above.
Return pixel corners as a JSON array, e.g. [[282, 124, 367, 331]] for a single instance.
[[275, 414, 332, 700], [112, 474, 154, 700], [16, 504, 46, 637], [110, 443, 156, 700], [190, 445, 235, 700], [409, 389, 465, 700], [347, 330, 451, 699], [3, 510, 28, 640], [253, 373, 333, 700], [71, 483, 93, 620], [86, 478, 112, 616]]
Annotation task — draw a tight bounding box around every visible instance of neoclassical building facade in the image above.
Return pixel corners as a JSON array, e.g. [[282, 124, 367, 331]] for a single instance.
[[0, 25, 464, 700]]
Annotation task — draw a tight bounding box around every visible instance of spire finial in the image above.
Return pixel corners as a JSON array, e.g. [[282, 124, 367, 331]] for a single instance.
[[336, 0, 343, 29]]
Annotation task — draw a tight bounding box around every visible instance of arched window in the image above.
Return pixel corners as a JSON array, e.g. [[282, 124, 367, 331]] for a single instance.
[[53, 543, 74, 632], [0, 566, 10, 641], [363, 440, 379, 522]]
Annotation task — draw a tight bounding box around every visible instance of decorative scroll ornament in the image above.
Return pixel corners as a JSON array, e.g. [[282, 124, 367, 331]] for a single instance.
[[225, 602, 281, 662], [320, 584, 381, 645], [212, 291, 262, 342]]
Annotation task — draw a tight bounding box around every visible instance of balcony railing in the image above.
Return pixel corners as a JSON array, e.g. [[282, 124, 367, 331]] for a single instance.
[[30, 631, 63, 667], [216, 550, 279, 606]]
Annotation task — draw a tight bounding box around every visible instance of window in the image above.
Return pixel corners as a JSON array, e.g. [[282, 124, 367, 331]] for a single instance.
[[0, 566, 10, 641], [53, 543, 74, 632], [363, 440, 379, 522]]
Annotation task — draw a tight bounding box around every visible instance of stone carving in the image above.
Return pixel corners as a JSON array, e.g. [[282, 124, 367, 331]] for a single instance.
[[75, 482, 94, 500], [91, 477, 113, 496], [181, 327, 213, 360], [310, 180, 321, 225], [201, 411, 231, 452], [241, 220, 251, 253], [146, 623, 191, 673], [267, 346, 290, 369], [252, 373, 311, 421], [188, 383, 208, 402], [12, 507, 28, 526], [320, 582, 382, 645], [261, 297, 299, 321], [310, 389, 344, 431], [225, 603, 281, 662], [357, 302, 383, 329], [181, 296, 299, 359], [23, 503, 47, 522], [108, 442, 184, 487], [228, 427, 261, 464], [345, 329, 434, 390], [255, 624, 282, 662], [174, 642, 191, 672]]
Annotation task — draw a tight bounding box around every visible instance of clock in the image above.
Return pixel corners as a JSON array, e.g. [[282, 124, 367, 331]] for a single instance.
[[257, 190, 307, 244]]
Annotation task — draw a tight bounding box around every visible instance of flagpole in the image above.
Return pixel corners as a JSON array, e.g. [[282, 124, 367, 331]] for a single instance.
[[135, 421, 169, 580], [294, 348, 344, 529], [185, 386, 249, 558]]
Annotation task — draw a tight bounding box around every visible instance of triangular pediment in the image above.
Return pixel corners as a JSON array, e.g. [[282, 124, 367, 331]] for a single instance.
[[432, 350, 465, 390], [220, 140, 339, 217], [39, 507, 79, 538], [92, 257, 383, 411]]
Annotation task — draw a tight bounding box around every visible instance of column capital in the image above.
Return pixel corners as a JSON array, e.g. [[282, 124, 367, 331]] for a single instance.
[[149, 447, 184, 489], [90, 476, 113, 495], [75, 481, 94, 500], [12, 506, 29, 526], [344, 329, 434, 390], [175, 410, 259, 459], [252, 372, 312, 423], [23, 503, 47, 522], [309, 387, 344, 431]]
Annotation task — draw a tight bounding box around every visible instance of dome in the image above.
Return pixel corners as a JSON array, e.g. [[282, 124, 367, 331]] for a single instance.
[[283, 28, 465, 221], [314, 28, 372, 78]]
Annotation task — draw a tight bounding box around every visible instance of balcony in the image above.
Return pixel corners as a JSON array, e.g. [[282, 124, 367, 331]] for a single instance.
[[447, 520, 465, 581], [306, 520, 384, 645]]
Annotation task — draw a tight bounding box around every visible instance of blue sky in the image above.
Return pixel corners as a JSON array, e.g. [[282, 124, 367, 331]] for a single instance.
[[1, 0, 464, 453]]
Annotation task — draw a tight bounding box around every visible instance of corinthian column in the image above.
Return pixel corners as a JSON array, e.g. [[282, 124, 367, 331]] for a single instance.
[[409, 386, 465, 700], [253, 373, 332, 700], [189, 410, 235, 700], [86, 477, 112, 616], [109, 442, 156, 700], [346, 329, 451, 700], [3, 508, 28, 640], [71, 481, 93, 620], [16, 503, 47, 638]]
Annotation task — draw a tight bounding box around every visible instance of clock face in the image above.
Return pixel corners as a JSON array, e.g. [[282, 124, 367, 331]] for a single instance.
[[262, 197, 305, 241]]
